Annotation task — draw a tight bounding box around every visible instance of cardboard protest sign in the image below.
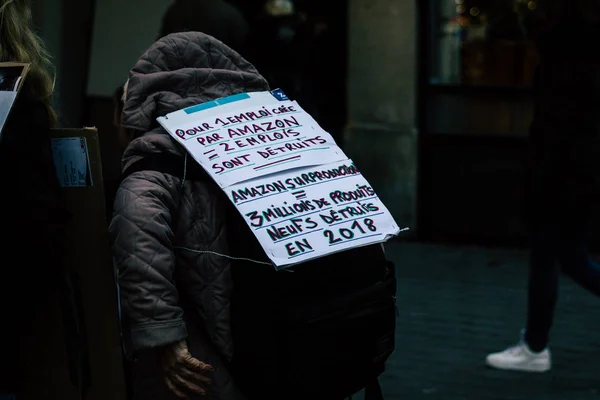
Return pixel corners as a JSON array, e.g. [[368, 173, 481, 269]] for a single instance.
[[157, 89, 405, 268], [158, 94, 346, 188], [0, 62, 30, 140], [226, 160, 402, 268]]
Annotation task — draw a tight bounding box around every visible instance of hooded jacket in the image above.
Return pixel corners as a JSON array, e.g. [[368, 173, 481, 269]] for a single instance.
[[109, 32, 269, 399]]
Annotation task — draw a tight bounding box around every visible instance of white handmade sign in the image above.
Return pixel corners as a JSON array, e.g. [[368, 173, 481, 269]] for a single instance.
[[226, 160, 402, 268], [156, 90, 405, 268], [158, 96, 346, 188]]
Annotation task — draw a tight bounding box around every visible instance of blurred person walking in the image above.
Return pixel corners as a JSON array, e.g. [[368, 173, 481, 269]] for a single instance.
[[0, 0, 68, 394], [486, 0, 600, 373]]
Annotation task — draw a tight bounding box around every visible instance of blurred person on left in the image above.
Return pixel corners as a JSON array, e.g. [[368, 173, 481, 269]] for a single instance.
[[0, 0, 68, 395]]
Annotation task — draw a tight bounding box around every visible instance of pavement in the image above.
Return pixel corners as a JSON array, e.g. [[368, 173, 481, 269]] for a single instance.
[[369, 242, 600, 400]]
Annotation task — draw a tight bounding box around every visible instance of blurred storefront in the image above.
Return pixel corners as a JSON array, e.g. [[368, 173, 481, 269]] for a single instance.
[[417, 0, 600, 249]]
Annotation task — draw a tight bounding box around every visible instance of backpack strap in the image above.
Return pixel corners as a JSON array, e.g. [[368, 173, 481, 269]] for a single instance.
[[120, 153, 209, 184]]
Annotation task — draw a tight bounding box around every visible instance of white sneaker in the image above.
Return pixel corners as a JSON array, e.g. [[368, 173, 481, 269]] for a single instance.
[[485, 342, 551, 372]]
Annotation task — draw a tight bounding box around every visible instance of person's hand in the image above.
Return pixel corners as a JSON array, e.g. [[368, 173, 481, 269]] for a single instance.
[[158, 340, 213, 398]]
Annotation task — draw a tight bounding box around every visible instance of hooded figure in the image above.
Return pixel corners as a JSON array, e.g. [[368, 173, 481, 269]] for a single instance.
[[110, 32, 269, 400]]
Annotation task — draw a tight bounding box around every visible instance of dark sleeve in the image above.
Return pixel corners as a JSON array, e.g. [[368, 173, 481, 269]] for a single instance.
[[109, 170, 186, 352], [0, 103, 68, 274], [0, 113, 69, 339], [23, 132, 69, 261]]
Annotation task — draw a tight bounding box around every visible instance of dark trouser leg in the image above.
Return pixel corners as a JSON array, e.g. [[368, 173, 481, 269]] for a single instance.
[[525, 223, 560, 352], [525, 218, 600, 352]]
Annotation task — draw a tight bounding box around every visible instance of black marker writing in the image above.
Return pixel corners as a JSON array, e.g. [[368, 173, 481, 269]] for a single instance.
[[285, 238, 313, 257], [245, 200, 317, 227], [329, 185, 376, 205]]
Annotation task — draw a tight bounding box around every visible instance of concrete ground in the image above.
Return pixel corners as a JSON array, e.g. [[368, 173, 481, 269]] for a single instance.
[[371, 242, 600, 400]]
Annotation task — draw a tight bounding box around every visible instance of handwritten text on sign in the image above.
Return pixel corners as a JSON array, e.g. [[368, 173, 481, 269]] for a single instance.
[[158, 101, 346, 187], [227, 160, 401, 268]]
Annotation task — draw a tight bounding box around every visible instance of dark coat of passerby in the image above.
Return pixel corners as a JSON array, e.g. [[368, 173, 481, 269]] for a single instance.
[[486, 0, 600, 373], [0, 0, 68, 394], [110, 32, 269, 400]]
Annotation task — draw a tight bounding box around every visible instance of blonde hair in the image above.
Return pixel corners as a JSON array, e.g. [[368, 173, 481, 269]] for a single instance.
[[0, 0, 57, 127]]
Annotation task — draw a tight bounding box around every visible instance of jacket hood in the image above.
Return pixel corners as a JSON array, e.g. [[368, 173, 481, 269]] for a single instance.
[[121, 31, 270, 169]]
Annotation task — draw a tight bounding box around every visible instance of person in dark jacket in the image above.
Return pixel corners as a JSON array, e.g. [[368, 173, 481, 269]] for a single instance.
[[0, 0, 68, 394], [158, 0, 249, 52], [110, 32, 269, 400], [486, 0, 600, 372]]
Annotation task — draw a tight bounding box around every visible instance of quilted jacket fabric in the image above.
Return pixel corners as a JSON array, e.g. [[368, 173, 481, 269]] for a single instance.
[[109, 32, 269, 399]]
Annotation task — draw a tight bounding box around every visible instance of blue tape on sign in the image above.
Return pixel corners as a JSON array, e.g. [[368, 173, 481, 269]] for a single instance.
[[184, 92, 251, 114], [270, 88, 289, 101]]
